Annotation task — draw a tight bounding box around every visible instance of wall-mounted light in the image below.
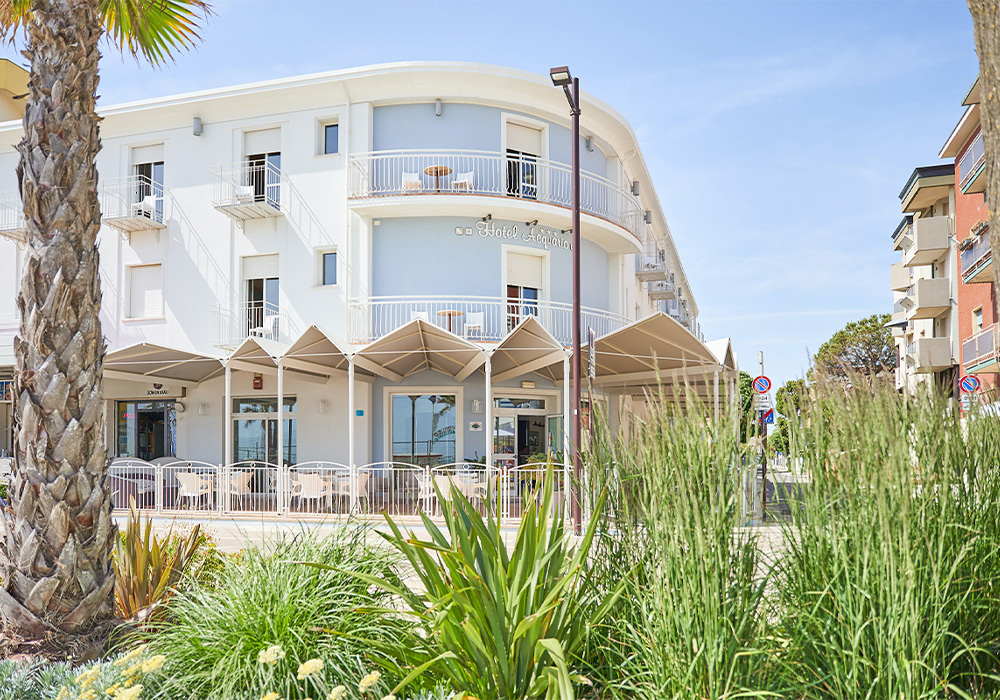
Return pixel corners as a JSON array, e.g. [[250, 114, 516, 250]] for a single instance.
[[526, 219, 538, 226], [435, 98, 442, 116], [644, 210, 652, 224], [482, 214, 492, 222], [193, 116, 203, 137], [318, 400, 329, 414], [471, 399, 484, 414], [631, 180, 640, 196], [585, 136, 594, 152], [521, 380, 536, 389], [198, 403, 209, 416]]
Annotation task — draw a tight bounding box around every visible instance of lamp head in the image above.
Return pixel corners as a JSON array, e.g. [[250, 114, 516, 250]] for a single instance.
[[550, 66, 572, 87]]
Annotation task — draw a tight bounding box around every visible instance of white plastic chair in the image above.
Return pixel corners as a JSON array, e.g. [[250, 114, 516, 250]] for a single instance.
[[290, 472, 332, 513], [464, 311, 485, 339], [229, 470, 253, 511], [175, 472, 214, 510], [251, 311, 280, 340], [402, 172, 422, 192], [452, 171, 474, 192], [235, 184, 255, 203]]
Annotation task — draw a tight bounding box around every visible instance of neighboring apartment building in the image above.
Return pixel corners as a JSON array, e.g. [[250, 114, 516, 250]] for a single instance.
[[940, 78, 997, 400], [0, 62, 733, 474], [890, 164, 959, 393]]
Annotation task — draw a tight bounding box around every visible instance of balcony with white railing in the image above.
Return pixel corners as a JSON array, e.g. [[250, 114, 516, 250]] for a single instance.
[[963, 324, 998, 372], [961, 229, 992, 284], [347, 150, 645, 252], [647, 278, 676, 301], [211, 301, 288, 350], [901, 216, 951, 268], [99, 175, 166, 234], [0, 192, 24, 244], [347, 295, 628, 346], [213, 161, 282, 223], [959, 131, 985, 194]]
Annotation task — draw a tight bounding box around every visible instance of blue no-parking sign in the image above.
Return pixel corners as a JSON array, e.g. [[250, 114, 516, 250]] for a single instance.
[[752, 375, 771, 393], [759, 409, 775, 424], [960, 375, 981, 394]]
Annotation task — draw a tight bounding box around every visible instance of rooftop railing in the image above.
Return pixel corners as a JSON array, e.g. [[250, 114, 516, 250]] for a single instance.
[[348, 149, 644, 244]]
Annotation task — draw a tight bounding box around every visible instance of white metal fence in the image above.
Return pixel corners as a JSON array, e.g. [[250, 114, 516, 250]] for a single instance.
[[106, 458, 570, 520], [347, 295, 628, 345], [99, 175, 165, 227], [213, 161, 281, 210], [0, 192, 24, 243], [211, 300, 287, 349], [348, 149, 644, 244]]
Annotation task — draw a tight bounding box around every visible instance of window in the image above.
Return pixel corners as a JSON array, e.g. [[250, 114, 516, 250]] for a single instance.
[[974, 306, 984, 333], [506, 251, 543, 329], [243, 254, 279, 340], [505, 122, 542, 199], [232, 396, 297, 465], [323, 123, 339, 155], [243, 128, 281, 208], [128, 264, 163, 319], [116, 400, 176, 461], [321, 251, 337, 286], [390, 394, 457, 466], [493, 397, 546, 410], [132, 144, 164, 222]]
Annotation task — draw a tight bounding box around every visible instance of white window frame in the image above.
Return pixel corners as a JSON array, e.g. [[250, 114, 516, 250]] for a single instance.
[[317, 116, 341, 157], [316, 247, 339, 287], [500, 112, 549, 161], [383, 385, 464, 466], [125, 263, 164, 321]]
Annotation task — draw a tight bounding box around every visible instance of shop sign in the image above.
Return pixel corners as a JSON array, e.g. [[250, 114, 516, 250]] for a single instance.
[[147, 383, 170, 396], [455, 220, 573, 251]]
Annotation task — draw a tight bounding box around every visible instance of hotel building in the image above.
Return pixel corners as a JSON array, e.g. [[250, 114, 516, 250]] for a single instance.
[[0, 62, 736, 516]]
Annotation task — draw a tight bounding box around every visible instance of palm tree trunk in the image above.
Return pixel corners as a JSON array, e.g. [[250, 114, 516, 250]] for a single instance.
[[968, 0, 1000, 318], [0, 0, 115, 637]]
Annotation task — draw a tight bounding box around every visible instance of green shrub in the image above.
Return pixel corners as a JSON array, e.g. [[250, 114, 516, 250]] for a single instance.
[[772, 384, 1000, 698], [144, 526, 409, 700], [0, 659, 73, 700], [583, 387, 769, 700]]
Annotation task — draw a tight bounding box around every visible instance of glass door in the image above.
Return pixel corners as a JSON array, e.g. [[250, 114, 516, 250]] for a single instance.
[[245, 277, 279, 339], [493, 414, 516, 470]]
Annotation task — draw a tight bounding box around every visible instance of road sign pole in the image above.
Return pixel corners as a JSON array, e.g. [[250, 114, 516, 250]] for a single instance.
[[759, 351, 767, 522]]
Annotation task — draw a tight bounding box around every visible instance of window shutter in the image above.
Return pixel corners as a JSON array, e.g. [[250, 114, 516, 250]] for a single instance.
[[243, 254, 278, 279], [507, 252, 543, 289], [243, 128, 281, 155], [129, 265, 162, 318], [131, 143, 164, 165], [506, 122, 542, 156]]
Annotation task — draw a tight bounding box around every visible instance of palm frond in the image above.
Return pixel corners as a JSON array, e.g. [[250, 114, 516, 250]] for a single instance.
[[100, 0, 213, 66]]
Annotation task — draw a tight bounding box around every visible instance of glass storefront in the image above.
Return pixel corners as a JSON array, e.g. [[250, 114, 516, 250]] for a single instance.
[[390, 394, 456, 466], [232, 396, 297, 465], [116, 400, 177, 460]]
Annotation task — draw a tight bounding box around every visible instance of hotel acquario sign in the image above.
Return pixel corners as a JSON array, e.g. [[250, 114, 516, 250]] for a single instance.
[[455, 220, 572, 251]]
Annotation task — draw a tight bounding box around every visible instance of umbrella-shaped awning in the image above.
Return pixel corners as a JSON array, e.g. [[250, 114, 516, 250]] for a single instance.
[[490, 316, 566, 382], [282, 325, 372, 379], [355, 318, 486, 382], [104, 343, 224, 385]]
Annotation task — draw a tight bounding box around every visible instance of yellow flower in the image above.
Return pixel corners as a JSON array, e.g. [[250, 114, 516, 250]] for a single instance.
[[327, 686, 346, 700], [260, 693, 282, 700], [105, 684, 120, 696], [140, 655, 165, 674], [79, 691, 97, 700], [257, 645, 286, 666], [56, 687, 70, 700], [75, 666, 101, 688], [358, 670, 381, 693], [296, 658, 324, 680], [113, 645, 147, 668], [115, 687, 143, 700], [123, 663, 143, 678]]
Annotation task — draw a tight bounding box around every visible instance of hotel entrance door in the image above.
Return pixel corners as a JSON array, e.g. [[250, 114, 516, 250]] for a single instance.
[[491, 394, 563, 469]]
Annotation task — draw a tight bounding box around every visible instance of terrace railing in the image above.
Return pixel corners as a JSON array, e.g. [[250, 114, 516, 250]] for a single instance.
[[211, 300, 287, 349], [99, 174, 165, 231], [348, 149, 644, 245], [963, 324, 998, 370], [347, 295, 629, 345], [959, 131, 986, 191], [961, 231, 991, 280]]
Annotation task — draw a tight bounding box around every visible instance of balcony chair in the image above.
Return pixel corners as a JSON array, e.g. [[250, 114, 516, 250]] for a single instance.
[[135, 194, 159, 219], [464, 311, 485, 340], [175, 472, 214, 511], [250, 311, 280, 340], [452, 171, 474, 192], [401, 172, 422, 193], [331, 471, 371, 513], [289, 472, 333, 513], [228, 470, 253, 511], [235, 184, 255, 204], [411, 310, 429, 322]]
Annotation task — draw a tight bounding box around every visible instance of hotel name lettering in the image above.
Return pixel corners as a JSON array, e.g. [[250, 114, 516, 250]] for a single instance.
[[456, 220, 572, 251]]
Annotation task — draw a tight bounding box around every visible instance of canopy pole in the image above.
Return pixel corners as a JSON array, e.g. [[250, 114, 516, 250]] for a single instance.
[[563, 353, 571, 521], [224, 364, 233, 466], [277, 361, 284, 513], [485, 353, 492, 467], [713, 369, 720, 429], [348, 356, 357, 510]]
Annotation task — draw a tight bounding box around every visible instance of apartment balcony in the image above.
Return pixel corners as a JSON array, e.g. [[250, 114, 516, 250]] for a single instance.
[[347, 150, 644, 253], [211, 301, 288, 350], [0, 192, 24, 244], [890, 261, 912, 292], [212, 161, 282, 224], [346, 295, 628, 345], [647, 279, 676, 301], [959, 131, 985, 195], [901, 216, 951, 268], [900, 277, 952, 320], [906, 337, 954, 374], [962, 324, 999, 373], [99, 175, 166, 235], [960, 229, 992, 284], [889, 311, 907, 337]]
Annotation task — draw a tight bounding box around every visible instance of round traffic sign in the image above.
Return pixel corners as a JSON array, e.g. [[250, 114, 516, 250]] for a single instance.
[[752, 375, 771, 393], [960, 375, 981, 394]]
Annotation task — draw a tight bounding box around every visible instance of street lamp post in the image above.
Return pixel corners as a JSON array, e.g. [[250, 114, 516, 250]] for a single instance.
[[550, 66, 583, 534]]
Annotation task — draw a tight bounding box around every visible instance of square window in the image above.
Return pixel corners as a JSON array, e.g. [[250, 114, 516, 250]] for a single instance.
[[323, 123, 339, 155], [322, 251, 337, 286], [128, 264, 163, 319]]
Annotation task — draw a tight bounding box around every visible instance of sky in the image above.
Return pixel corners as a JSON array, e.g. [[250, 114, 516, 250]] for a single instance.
[[6, 0, 980, 390]]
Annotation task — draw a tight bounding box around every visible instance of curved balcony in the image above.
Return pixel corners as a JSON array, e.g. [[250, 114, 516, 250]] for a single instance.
[[347, 295, 628, 345], [348, 150, 644, 253]]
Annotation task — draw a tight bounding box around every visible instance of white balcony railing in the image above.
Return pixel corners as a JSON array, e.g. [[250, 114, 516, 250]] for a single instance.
[[212, 161, 282, 221], [961, 231, 992, 281], [348, 150, 644, 244], [0, 192, 25, 243], [211, 301, 287, 349], [347, 295, 629, 345], [963, 324, 998, 369], [959, 131, 985, 191], [99, 175, 165, 232]]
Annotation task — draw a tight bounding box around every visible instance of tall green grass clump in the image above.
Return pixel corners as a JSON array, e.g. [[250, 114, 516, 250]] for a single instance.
[[584, 387, 770, 700], [144, 527, 409, 700], [773, 383, 1000, 698]]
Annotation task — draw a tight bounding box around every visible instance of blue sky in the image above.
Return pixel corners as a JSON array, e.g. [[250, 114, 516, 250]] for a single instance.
[[13, 0, 981, 389]]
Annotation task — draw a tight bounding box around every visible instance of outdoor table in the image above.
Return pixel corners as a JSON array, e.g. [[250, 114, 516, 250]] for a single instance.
[[423, 164, 452, 192], [437, 308, 464, 333]]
